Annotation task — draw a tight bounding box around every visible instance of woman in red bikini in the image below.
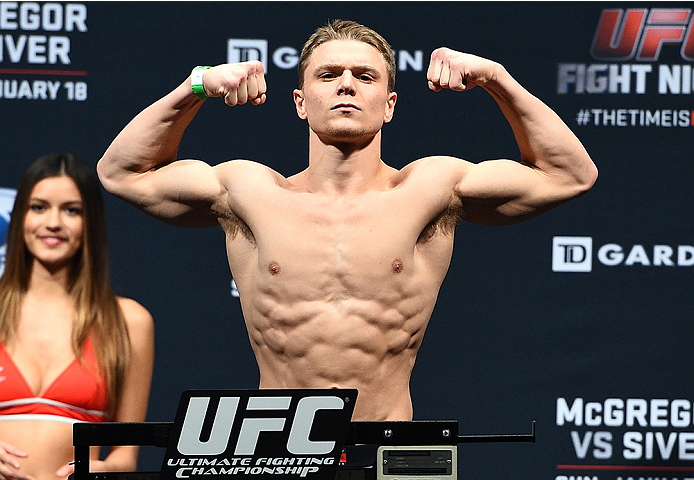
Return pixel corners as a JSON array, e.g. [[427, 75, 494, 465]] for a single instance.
[[0, 153, 154, 480]]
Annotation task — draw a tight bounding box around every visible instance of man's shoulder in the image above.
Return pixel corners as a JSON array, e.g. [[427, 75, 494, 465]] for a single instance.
[[391, 155, 471, 185], [406, 155, 469, 169], [215, 159, 291, 188], [214, 159, 284, 176]]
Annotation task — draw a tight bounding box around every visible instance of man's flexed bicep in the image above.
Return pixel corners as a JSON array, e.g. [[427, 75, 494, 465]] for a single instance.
[[98, 61, 267, 227], [411, 155, 561, 227], [427, 48, 597, 225], [101, 158, 227, 228], [453, 157, 580, 226]]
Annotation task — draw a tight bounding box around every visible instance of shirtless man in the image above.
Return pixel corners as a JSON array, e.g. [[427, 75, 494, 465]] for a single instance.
[[97, 20, 597, 421]]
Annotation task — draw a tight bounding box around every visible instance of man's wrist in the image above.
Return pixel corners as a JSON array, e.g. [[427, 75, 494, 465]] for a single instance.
[[191, 66, 212, 100]]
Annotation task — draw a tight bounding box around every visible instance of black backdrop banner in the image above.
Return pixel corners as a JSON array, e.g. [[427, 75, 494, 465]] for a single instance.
[[1, 2, 693, 479]]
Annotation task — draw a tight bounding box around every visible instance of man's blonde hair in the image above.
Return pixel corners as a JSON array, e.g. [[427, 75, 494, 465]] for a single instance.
[[298, 19, 396, 92]]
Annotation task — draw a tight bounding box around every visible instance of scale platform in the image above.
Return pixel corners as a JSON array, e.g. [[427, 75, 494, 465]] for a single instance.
[[71, 389, 535, 480]]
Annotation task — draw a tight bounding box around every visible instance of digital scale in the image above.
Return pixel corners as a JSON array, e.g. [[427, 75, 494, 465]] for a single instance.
[[378, 445, 456, 480]]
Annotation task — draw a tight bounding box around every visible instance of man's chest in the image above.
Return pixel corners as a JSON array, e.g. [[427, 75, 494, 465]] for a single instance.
[[223, 185, 457, 284], [251, 197, 427, 262]]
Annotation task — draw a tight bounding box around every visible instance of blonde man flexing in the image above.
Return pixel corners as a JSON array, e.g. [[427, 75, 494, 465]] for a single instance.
[[98, 20, 597, 421]]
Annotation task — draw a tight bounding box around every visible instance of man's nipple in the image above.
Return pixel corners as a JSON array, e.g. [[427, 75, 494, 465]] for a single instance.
[[268, 261, 282, 275]]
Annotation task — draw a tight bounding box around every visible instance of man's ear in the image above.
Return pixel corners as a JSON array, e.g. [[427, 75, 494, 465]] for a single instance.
[[384, 91, 397, 123], [293, 89, 307, 119]]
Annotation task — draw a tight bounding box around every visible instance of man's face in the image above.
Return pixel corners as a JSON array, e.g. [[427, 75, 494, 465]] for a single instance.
[[294, 40, 397, 142]]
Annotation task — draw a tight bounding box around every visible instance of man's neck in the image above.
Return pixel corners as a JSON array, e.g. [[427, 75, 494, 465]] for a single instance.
[[303, 131, 388, 195]]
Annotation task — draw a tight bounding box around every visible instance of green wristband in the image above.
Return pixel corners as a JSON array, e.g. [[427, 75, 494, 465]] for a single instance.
[[191, 66, 212, 100]]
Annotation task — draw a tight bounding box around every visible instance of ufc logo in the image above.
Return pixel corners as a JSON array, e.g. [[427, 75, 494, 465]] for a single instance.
[[591, 8, 694, 61], [177, 395, 345, 456]]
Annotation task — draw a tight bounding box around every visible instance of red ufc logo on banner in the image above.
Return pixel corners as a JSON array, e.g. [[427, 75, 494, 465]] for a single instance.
[[591, 8, 694, 61]]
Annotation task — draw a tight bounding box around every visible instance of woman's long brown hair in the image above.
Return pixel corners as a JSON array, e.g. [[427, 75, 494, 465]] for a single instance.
[[0, 153, 130, 415]]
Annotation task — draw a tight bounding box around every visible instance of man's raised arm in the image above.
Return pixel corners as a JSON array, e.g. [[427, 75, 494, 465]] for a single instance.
[[97, 61, 266, 227], [426, 48, 598, 225]]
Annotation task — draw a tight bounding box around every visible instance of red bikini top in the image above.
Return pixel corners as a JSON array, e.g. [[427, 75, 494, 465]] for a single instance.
[[0, 336, 109, 423]]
